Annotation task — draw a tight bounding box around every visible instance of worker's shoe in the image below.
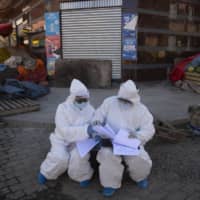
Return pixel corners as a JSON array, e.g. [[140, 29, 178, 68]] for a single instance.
[[103, 187, 116, 197], [80, 179, 90, 187], [38, 172, 47, 185], [137, 179, 148, 189]]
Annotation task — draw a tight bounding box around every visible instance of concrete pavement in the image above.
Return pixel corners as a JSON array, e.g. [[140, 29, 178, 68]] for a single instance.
[[1, 81, 200, 200], [4, 81, 200, 127], [1, 127, 200, 200]]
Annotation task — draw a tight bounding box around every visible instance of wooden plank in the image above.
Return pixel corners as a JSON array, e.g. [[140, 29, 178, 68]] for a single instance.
[[1, 100, 17, 109], [185, 72, 200, 78], [0, 101, 11, 110], [185, 79, 200, 86], [0, 105, 5, 111], [13, 99, 29, 107], [23, 98, 40, 106], [0, 96, 40, 117], [0, 105, 40, 117], [19, 98, 38, 106], [7, 99, 24, 108], [185, 76, 200, 82]]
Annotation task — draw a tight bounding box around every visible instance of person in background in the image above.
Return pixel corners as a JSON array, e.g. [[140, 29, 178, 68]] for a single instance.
[[93, 80, 155, 197], [38, 79, 96, 187]]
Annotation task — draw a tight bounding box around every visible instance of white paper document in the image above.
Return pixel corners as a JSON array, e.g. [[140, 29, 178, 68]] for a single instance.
[[77, 126, 141, 157], [113, 143, 140, 156], [113, 129, 141, 156], [76, 139, 99, 158], [93, 124, 116, 139], [114, 129, 141, 149]]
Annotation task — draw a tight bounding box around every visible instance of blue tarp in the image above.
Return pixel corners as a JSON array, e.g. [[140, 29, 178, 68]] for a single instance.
[[0, 64, 7, 72], [0, 79, 49, 99]]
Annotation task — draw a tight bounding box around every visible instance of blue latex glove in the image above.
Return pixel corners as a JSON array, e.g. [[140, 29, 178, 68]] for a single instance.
[[87, 125, 102, 150], [94, 135, 102, 142], [93, 135, 102, 151], [92, 119, 106, 126], [87, 124, 96, 138]]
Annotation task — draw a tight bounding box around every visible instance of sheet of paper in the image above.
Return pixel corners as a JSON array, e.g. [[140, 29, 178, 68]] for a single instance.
[[114, 129, 141, 149], [104, 124, 116, 138], [76, 139, 99, 158], [93, 124, 116, 139], [113, 143, 140, 156]]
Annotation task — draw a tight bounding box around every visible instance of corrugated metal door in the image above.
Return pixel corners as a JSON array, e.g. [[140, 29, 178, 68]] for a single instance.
[[61, 7, 122, 79]]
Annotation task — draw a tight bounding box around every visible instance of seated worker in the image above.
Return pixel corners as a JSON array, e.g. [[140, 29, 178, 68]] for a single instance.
[[38, 79, 96, 187], [92, 80, 155, 197]]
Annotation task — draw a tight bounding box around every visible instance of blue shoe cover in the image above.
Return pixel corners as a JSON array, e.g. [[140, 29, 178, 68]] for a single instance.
[[137, 179, 148, 189], [80, 180, 90, 187], [103, 187, 116, 197], [38, 172, 47, 185]]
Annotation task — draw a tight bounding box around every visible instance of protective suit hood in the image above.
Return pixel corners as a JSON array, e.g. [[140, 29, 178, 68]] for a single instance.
[[118, 80, 140, 104], [68, 79, 89, 101]]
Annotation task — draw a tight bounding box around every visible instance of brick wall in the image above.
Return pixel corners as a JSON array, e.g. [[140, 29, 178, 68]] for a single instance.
[[31, 2, 45, 21]]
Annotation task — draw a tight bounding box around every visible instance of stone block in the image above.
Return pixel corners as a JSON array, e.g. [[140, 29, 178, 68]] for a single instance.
[[54, 59, 112, 88]]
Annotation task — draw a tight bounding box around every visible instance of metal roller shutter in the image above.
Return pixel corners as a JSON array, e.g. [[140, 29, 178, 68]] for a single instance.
[[61, 7, 122, 79]]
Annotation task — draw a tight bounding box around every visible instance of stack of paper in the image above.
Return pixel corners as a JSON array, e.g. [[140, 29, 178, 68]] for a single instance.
[[113, 129, 141, 148], [76, 139, 99, 158], [76, 124, 115, 158], [113, 143, 140, 156], [93, 124, 116, 139], [76, 125, 141, 157], [113, 129, 141, 156]]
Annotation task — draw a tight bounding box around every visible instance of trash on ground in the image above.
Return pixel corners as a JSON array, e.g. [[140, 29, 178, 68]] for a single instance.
[[188, 104, 200, 136], [155, 119, 188, 143]]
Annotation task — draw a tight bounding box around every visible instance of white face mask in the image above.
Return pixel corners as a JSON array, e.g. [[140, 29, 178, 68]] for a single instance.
[[74, 101, 88, 110]]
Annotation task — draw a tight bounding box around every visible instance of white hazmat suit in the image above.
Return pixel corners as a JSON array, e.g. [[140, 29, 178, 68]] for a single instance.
[[40, 79, 94, 182], [94, 80, 155, 189]]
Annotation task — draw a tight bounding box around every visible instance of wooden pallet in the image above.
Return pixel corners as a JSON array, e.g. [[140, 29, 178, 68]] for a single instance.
[[185, 72, 200, 85], [0, 95, 40, 117]]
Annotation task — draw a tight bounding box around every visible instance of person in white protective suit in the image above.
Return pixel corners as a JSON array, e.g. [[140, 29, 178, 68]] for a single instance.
[[38, 79, 96, 187], [93, 80, 155, 197]]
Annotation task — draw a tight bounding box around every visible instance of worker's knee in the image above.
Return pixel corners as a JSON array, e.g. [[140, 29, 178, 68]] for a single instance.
[[97, 148, 122, 164], [124, 149, 152, 182], [40, 152, 69, 180]]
